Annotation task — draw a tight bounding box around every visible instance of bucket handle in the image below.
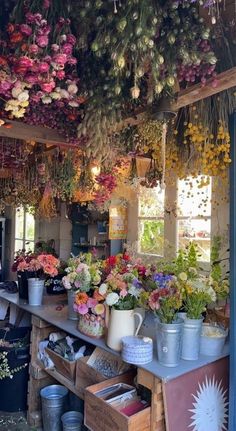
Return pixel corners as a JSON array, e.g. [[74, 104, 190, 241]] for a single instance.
[[134, 312, 144, 336]]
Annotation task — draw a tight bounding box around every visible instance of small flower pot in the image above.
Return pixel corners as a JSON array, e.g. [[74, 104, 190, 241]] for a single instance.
[[78, 313, 105, 338], [156, 318, 184, 367], [28, 278, 44, 306], [181, 318, 203, 361]]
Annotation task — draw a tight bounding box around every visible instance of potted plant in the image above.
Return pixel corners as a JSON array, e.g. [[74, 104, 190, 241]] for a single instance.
[[147, 283, 183, 367], [16, 254, 60, 306], [62, 253, 102, 321], [12, 249, 36, 300], [100, 256, 144, 351]]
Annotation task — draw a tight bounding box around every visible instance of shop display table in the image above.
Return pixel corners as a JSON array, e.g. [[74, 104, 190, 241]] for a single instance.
[[0, 290, 229, 431]]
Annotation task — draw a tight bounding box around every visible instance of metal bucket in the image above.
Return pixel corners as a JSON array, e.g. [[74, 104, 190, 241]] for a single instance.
[[181, 318, 203, 361], [61, 411, 84, 431], [200, 323, 228, 356], [67, 290, 79, 321], [156, 319, 183, 367], [40, 385, 68, 431], [28, 278, 44, 306]]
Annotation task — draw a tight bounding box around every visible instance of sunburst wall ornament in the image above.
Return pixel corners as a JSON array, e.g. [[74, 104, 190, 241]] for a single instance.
[[189, 376, 228, 431]]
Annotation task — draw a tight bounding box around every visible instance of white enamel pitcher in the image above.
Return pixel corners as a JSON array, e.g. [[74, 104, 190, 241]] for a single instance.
[[106, 308, 144, 351]]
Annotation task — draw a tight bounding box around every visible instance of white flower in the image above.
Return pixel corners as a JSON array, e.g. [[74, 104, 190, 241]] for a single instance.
[[50, 91, 61, 100], [67, 84, 78, 94], [12, 86, 23, 98], [178, 272, 188, 282], [99, 283, 108, 296], [68, 101, 79, 107], [17, 91, 29, 102], [106, 292, 119, 306], [59, 89, 70, 99], [42, 96, 52, 104], [62, 276, 72, 290], [206, 286, 217, 303], [128, 285, 140, 298]]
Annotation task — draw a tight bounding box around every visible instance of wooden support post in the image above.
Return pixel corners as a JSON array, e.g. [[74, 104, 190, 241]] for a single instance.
[[137, 368, 166, 431]]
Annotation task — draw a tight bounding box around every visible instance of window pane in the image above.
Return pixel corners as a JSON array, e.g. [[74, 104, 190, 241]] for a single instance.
[[139, 219, 164, 256], [15, 239, 23, 252], [139, 186, 164, 217], [25, 212, 35, 241], [15, 207, 24, 239], [25, 241, 34, 252], [177, 218, 211, 261], [178, 176, 212, 217]]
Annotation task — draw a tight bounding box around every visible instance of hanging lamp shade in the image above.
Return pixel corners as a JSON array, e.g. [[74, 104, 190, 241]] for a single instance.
[[149, 98, 177, 121]]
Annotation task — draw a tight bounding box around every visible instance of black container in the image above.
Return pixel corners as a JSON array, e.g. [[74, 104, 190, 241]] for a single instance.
[[46, 274, 66, 295], [0, 327, 30, 412], [17, 271, 34, 300]]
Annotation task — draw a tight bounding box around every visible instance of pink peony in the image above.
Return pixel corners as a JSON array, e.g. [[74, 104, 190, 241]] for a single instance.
[[62, 43, 73, 55], [25, 74, 39, 84], [20, 24, 32, 36], [40, 81, 56, 92], [66, 34, 76, 45], [77, 303, 88, 315], [38, 62, 50, 73], [53, 53, 67, 65], [28, 44, 39, 55], [36, 35, 49, 48]]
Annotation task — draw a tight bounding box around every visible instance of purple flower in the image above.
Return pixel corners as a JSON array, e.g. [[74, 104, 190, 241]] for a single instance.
[[153, 273, 174, 289]]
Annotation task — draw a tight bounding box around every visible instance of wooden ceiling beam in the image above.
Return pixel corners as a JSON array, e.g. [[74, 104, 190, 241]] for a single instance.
[[0, 120, 76, 148]]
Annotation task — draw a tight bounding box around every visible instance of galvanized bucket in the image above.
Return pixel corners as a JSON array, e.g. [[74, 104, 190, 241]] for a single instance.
[[40, 385, 68, 431], [61, 411, 84, 431], [181, 318, 203, 361], [28, 278, 44, 306], [67, 290, 79, 321], [156, 319, 184, 367]]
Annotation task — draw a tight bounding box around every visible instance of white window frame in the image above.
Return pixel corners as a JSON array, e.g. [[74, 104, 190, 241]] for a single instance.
[[14, 207, 35, 252]]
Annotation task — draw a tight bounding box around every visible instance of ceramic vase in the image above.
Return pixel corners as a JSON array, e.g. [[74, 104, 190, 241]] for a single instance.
[[181, 317, 203, 360], [156, 318, 184, 367], [78, 313, 105, 338], [106, 308, 144, 352], [28, 278, 44, 306]]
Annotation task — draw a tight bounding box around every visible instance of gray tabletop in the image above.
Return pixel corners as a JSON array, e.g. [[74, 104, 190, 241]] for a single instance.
[[0, 289, 229, 382]]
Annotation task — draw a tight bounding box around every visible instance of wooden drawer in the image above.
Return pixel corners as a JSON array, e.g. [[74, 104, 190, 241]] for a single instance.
[[84, 373, 151, 431], [45, 347, 76, 382]]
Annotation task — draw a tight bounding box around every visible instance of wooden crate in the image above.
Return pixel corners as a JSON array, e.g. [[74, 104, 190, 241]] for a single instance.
[[75, 356, 108, 396], [45, 347, 76, 382], [84, 373, 151, 431]]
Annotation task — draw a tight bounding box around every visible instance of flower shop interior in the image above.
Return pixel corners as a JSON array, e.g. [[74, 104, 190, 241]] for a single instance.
[[0, 0, 236, 430]]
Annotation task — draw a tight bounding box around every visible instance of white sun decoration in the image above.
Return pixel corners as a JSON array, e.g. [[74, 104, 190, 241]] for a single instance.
[[189, 376, 228, 431]]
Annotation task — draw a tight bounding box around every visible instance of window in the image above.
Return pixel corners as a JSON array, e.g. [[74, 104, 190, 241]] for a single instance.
[[138, 186, 165, 256], [137, 175, 212, 262], [14, 207, 35, 252], [177, 176, 212, 262]]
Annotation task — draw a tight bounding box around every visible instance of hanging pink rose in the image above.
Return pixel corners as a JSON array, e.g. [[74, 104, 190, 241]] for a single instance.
[[34, 13, 43, 25], [40, 81, 56, 93], [43, 0, 51, 8], [0, 81, 12, 91], [25, 74, 39, 84], [53, 53, 67, 65], [28, 44, 39, 55], [62, 43, 73, 55], [56, 70, 65, 80], [26, 12, 36, 24], [66, 34, 76, 45], [51, 44, 59, 52], [18, 56, 34, 69], [20, 24, 32, 36], [37, 25, 51, 36], [36, 35, 49, 48], [67, 56, 77, 65], [38, 62, 50, 73]]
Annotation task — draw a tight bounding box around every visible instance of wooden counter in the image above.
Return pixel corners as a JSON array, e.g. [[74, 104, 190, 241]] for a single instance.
[[0, 290, 229, 431]]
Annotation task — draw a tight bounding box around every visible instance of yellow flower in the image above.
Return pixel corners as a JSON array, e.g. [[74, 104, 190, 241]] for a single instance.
[[178, 272, 188, 282]]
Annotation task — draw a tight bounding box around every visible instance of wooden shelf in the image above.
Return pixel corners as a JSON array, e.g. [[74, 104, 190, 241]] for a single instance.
[[43, 367, 84, 399]]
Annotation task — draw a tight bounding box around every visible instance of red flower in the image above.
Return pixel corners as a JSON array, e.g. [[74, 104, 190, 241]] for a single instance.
[[10, 32, 24, 43]]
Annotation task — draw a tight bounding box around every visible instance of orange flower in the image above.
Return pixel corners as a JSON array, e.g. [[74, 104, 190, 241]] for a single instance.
[[93, 290, 104, 302], [21, 44, 28, 52], [10, 32, 23, 43], [6, 23, 15, 34], [75, 292, 88, 306], [0, 56, 8, 67]]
